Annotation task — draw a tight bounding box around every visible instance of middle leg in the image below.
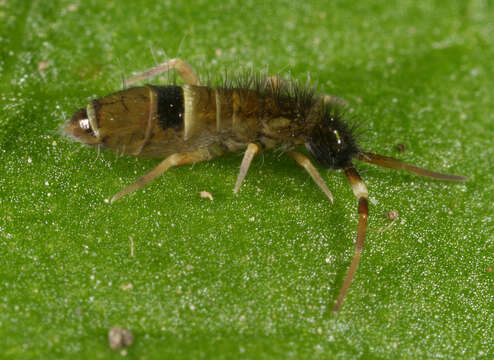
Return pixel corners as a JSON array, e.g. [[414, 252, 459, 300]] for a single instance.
[[234, 142, 261, 193], [288, 151, 334, 202]]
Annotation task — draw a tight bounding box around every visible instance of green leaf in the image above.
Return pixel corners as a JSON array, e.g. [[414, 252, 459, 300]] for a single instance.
[[1, 0, 492, 358]]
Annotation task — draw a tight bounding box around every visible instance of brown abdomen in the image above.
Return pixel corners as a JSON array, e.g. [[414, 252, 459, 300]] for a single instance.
[[182, 85, 310, 152]]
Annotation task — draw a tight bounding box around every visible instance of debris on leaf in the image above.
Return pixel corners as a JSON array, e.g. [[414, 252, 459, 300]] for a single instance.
[[108, 327, 134, 350], [377, 210, 399, 232], [396, 143, 406, 152], [386, 210, 399, 220], [200, 191, 213, 200], [120, 283, 133, 291], [38, 61, 48, 74]]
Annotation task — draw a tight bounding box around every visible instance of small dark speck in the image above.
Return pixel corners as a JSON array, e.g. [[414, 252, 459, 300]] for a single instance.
[[396, 144, 406, 152], [386, 210, 398, 220]]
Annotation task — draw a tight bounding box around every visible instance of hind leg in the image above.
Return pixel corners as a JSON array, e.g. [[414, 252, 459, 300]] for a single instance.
[[126, 58, 201, 86], [111, 144, 225, 202]]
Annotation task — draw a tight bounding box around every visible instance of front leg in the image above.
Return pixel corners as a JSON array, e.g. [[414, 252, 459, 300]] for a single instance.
[[288, 151, 334, 202], [333, 166, 369, 312]]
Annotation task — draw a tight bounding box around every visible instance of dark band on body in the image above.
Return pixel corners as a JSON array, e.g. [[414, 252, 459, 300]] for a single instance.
[[151, 85, 184, 130]]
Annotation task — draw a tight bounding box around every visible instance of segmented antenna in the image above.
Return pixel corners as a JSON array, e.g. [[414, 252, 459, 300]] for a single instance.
[[357, 152, 467, 181]]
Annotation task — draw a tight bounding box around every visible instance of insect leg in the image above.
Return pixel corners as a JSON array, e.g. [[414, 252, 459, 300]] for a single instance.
[[111, 145, 225, 203], [126, 58, 201, 86], [357, 152, 467, 181], [288, 151, 334, 202], [234, 142, 260, 193], [322, 94, 348, 106], [266, 76, 288, 88], [333, 166, 368, 312]]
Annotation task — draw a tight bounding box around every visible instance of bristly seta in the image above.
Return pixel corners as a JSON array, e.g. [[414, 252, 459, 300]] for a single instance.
[[64, 58, 467, 312]]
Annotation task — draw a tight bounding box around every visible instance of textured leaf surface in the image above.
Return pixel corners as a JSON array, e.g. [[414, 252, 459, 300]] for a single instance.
[[1, 1, 492, 359]]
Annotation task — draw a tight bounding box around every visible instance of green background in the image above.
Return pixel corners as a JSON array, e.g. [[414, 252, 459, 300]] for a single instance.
[[1, 0, 492, 358]]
